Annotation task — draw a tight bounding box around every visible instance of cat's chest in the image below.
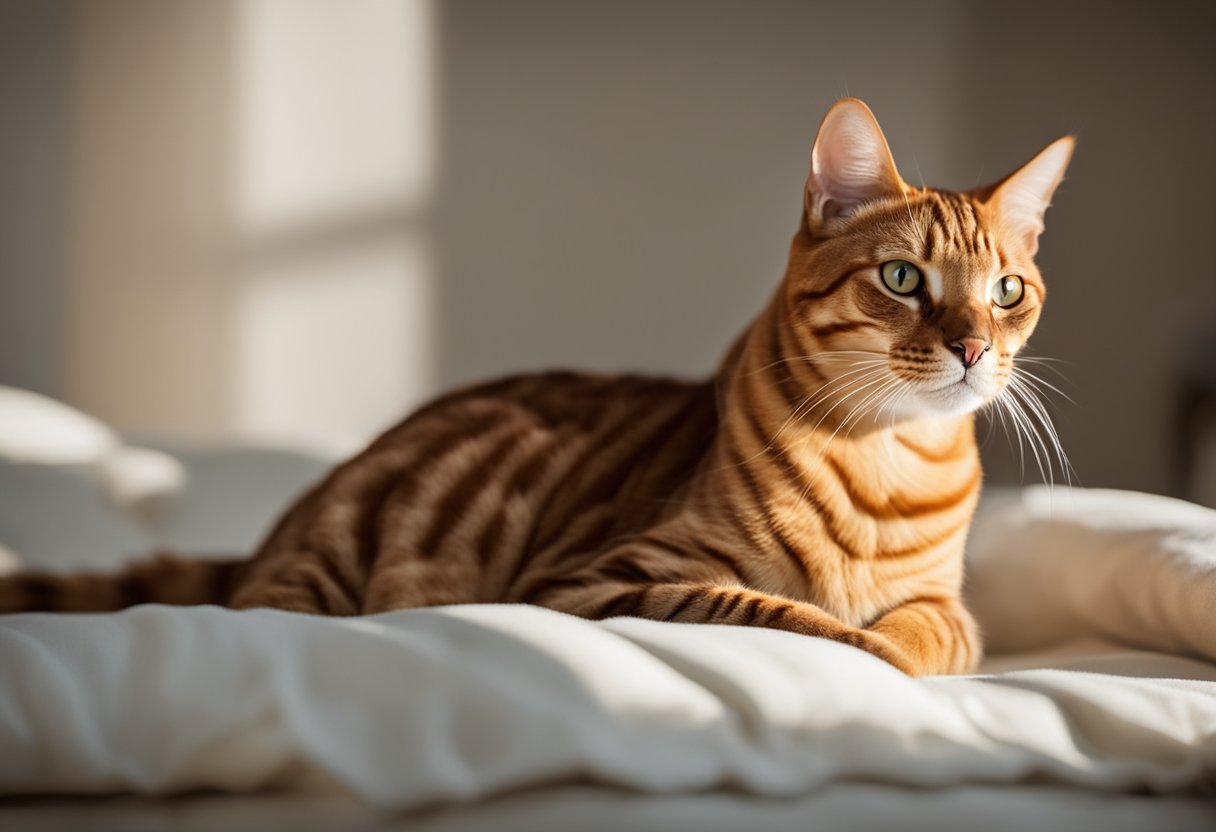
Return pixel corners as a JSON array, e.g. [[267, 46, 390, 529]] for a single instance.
[[773, 437, 980, 623]]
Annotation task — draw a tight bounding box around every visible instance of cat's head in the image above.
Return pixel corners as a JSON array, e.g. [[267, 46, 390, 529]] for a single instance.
[[784, 98, 1072, 420]]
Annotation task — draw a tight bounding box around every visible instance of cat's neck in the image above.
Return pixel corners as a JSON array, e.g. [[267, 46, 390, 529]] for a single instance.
[[711, 295, 977, 476]]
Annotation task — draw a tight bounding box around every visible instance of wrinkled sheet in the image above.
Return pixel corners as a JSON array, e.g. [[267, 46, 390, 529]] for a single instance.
[[1, 486, 1215, 809]]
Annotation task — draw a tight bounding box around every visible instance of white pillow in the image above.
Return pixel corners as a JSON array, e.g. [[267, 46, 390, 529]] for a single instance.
[[0, 386, 186, 515]]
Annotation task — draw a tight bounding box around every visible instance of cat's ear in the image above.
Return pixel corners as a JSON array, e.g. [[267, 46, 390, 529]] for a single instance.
[[984, 137, 1074, 256], [806, 99, 905, 228]]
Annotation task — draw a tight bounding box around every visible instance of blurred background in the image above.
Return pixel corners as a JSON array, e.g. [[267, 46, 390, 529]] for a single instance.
[[1, 0, 1214, 503]]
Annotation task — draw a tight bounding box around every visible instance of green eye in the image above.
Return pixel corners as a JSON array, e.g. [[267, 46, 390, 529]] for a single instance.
[[880, 260, 922, 296], [992, 275, 1025, 308]]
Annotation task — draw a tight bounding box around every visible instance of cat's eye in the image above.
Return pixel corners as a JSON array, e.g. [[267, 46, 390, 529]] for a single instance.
[[880, 260, 922, 296], [992, 275, 1024, 308]]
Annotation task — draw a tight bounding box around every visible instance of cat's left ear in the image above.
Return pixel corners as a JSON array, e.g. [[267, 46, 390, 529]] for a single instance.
[[806, 99, 906, 229], [984, 137, 1074, 256]]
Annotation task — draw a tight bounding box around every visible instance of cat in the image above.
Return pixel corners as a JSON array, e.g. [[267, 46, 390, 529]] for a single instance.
[[0, 99, 1072, 676]]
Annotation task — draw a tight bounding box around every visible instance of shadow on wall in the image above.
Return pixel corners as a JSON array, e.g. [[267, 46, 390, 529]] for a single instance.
[[951, 1, 1216, 499]]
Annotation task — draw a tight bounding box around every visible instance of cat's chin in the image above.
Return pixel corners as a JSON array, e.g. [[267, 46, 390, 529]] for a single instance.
[[901, 379, 987, 419]]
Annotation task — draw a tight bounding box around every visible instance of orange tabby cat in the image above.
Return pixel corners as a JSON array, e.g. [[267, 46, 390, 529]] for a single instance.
[[0, 99, 1072, 676]]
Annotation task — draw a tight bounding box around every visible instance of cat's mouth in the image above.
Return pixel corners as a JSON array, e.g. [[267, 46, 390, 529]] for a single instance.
[[916, 376, 988, 415]]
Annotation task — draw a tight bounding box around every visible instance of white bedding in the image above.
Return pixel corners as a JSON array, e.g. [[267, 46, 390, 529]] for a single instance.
[[2, 486, 1216, 816]]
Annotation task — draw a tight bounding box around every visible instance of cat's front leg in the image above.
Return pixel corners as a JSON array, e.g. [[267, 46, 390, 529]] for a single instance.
[[535, 577, 917, 675], [866, 596, 982, 676]]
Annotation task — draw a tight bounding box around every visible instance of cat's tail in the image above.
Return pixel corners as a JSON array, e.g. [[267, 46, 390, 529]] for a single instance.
[[0, 554, 245, 613]]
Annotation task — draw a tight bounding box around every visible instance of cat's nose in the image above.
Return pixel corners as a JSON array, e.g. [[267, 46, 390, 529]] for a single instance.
[[949, 338, 990, 369]]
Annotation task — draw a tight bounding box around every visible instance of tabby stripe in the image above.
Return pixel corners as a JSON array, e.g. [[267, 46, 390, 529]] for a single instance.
[[957, 196, 981, 254], [721, 499, 769, 572], [357, 477, 410, 571], [766, 602, 794, 625], [301, 563, 355, 613], [740, 595, 765, 625], [923, 609, 948, 655], [791, 268, 859, 305], [735, 398, 857, 559], [788, 314, 837, 379], [520, 573, 589, 603], [418, 428, 526, 559], [618, 388, 718, 510], [822, 453, 979, 519], [727, 447, 811, 577], [662, 586, 708, 621], [894, 431, 966, 462], [929, 199, 954, 247], [597, 586, 650, 619], [526, 396, 688, 555], [597, 556, 660, 584], [809, 319, 875, 339], [942, 193, 966, 250], [474, 508, 508, 567], [308, 547, 363, 605], [922, 224, 936, 261], [759, 314, 811, 410], [764, 443, 861, 558], [764, 328, 815, 416], [366, 408, 507, 562], [717, 590, 745, 620], [704, 590, 730, 620], [481, 441, 579, 572], [280, 570, 331, 613], [631, 533, 689, 559], [878, 520, 967, 559], [926, 603, 964, 666], [536, 394, 704, 560], [689, 541, 746, 579]]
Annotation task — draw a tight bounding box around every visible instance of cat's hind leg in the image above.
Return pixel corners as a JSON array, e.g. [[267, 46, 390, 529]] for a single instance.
[[359, 556, 479, 614], [228, 553, 364, 615]]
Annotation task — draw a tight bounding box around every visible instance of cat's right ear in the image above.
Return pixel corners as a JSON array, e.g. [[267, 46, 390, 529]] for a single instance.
[[806, 99, 905, 229]]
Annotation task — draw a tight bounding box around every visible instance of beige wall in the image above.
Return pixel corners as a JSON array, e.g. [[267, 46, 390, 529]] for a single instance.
[[2, 0, 1213, 496], [67, 0, 236, 440]]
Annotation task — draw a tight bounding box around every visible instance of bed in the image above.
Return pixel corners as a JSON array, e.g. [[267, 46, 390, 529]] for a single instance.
[[1, 390, 1213, 830]]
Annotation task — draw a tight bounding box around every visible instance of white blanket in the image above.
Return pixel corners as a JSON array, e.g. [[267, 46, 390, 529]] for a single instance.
[[1, 486, 1215, 808]]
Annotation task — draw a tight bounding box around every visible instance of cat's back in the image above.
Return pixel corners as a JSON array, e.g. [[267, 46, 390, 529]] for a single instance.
[[251, 371, 719, 599]]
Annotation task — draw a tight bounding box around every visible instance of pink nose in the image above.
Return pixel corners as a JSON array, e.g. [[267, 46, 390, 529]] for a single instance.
[[949, 338, 990, 369]]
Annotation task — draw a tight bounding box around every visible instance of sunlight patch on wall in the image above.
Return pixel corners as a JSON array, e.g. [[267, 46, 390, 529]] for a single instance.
[[236, 0, 434, 231], [232, 0, 435, 452], [235, 237, 432, 454]]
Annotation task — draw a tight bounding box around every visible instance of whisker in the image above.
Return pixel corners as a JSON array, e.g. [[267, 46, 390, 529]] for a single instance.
[[732, 350, 886, 380], [1007, 375, 1078, 487], [1012, 365, 1076, 407]]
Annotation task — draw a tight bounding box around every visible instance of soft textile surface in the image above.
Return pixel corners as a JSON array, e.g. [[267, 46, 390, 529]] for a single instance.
[[968, 486, 1216, 660], [1, 487, 1216, 808], [1, 605, 1214, 808], [0, 386, 186, 517]]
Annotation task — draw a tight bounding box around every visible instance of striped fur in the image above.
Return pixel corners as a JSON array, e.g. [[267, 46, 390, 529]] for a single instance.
[[0, 100, 1073, 676]]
